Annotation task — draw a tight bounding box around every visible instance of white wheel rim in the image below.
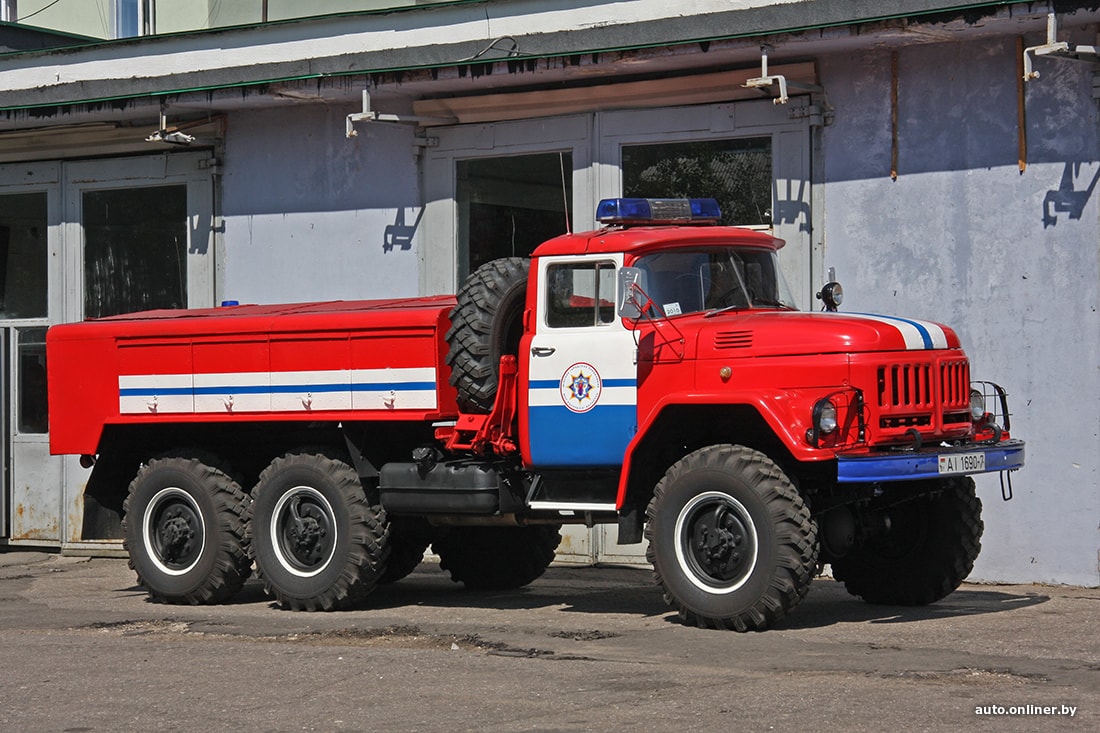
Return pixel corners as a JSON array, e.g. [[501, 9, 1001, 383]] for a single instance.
[[269, 485, 338, 578], [673, 490, 759, 595], [143, 487, 206, 576]]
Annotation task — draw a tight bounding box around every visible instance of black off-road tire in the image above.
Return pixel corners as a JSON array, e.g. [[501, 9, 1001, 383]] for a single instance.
[[445, 257, 530, 413], [433, 525, 562, 590], [379, 523, 432, 584], [645, 444, 819, 631], [247, 451, 389, 611], [122, 453, 251, 605], [831, 477, 983, 606]]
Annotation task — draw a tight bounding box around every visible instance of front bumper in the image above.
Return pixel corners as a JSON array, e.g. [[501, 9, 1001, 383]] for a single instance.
[[835, 439, 1025, 483]]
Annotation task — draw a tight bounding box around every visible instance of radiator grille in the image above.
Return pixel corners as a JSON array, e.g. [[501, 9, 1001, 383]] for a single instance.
[[875, 357, 970, 432], [877, 363, 933, 409]]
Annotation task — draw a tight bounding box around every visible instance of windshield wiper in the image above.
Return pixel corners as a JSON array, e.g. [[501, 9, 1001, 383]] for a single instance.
[[704, 304, 748, 318], [705, 298, 793, 317]]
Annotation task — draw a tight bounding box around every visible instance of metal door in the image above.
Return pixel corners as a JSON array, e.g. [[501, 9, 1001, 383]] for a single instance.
[[0, 168, 60, 543], [522, 255, 637, 470]]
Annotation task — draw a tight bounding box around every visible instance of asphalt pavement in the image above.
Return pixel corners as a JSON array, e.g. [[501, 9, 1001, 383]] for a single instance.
[[0, 550, 1096, 732]]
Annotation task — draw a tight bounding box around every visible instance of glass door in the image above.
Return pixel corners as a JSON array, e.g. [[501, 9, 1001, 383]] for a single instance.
[[0, 179, 59, 541], [425, 102, 814, 565], [0, 152, 216, 546], [455, 152, 573, 282], [596, 99, 815, 563], [424, 116, 594, 561], [64, 153, 216, 324], [422, 115, 592, 295], [56, 153, 215, 548], [599, 98, 816, 308]]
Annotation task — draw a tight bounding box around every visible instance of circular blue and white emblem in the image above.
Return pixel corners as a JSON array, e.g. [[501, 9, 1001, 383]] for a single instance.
[[560, 362, 602, 413]]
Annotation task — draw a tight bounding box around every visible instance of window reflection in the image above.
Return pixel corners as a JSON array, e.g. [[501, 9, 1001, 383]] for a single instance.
[[18, 327, 48, 434], [0, 192, 48, 319], [623, 138, 772, 226], [83, 185, 187, 319]]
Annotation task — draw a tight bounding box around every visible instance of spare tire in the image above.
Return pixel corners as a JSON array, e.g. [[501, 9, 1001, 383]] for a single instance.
[[445, 257, 530, 413]]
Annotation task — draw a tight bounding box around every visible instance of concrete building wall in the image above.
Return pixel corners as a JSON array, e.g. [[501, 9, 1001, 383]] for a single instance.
[[13, 0, 111, 38], [820, 34, 1100, 586], [220, 105, 422, 305]]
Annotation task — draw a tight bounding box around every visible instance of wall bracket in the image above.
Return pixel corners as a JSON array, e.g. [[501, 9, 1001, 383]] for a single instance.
[[1023, 12, 1099, 81], [346, 90, 457, 137], [743, 45, 822, 104]]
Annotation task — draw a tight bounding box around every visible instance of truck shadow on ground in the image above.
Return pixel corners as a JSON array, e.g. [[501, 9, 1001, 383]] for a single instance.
[[775, 582, 1050, 631], [168, 564, 1049, 631]]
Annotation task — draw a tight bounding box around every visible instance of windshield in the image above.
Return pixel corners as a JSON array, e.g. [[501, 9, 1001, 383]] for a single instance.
[[632, 247, 797, 317]]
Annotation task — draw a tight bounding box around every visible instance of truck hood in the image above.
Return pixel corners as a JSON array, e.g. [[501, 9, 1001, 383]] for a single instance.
[[695, 310, 961, 358]]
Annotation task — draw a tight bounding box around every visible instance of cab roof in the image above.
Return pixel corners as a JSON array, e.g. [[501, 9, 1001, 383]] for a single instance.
[[531, 225, 785, 258]]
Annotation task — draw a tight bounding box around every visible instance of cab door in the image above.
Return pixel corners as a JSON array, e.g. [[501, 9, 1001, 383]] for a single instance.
[[521, 255, 638, 467]]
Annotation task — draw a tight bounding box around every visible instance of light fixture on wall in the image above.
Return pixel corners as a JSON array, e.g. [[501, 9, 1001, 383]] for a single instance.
[[146, 104, 196, 146]]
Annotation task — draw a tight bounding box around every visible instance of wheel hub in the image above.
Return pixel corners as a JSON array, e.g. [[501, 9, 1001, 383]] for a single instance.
[[146, 494, 203, 571], [690, 504, 751, 581], [158, 513, 194, 552], [280, 495, 331, 569]]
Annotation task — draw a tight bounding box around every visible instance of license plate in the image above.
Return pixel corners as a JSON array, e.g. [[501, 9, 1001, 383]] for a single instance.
[[938, 452, 985, 475]]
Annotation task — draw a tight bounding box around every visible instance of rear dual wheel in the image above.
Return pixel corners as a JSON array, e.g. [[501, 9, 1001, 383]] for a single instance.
[[247, 451, 389, 611], [123, 453, 251, 605], [434, 525, 562, 590]]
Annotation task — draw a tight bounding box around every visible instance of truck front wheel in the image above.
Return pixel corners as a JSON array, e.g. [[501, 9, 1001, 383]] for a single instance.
[[122, 454, 251, 605], [831, 477, 982, 606], [248, 451, 389, 611], [645, 445, 818, 631]]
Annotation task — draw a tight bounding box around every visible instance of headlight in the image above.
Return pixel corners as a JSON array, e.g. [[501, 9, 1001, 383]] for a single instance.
[[969, 388, 986, 421], [813, 398, 838, 434]]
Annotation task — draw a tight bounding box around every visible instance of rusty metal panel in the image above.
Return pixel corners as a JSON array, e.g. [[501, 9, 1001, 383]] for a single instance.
[[10, 440, 63, 543]]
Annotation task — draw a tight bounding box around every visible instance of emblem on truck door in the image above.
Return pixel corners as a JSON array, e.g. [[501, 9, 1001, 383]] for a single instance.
[[560, 362, 602, 413]]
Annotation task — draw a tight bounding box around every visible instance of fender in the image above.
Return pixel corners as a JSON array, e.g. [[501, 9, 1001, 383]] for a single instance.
[[614, 385, 844, 508]]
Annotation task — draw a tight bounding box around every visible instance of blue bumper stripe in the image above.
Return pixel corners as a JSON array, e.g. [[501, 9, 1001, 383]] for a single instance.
[[836, 440, 1025, 483]]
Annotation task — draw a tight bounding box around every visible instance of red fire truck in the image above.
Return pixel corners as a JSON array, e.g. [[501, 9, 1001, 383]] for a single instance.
[[47, 198, 1024, 630]]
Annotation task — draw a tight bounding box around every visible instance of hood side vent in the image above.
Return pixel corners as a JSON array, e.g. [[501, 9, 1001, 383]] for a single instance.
[[715, 330, 753, 349]]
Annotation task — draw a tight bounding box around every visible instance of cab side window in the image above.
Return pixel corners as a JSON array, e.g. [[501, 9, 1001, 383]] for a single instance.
[[547, 261, 617, 328]]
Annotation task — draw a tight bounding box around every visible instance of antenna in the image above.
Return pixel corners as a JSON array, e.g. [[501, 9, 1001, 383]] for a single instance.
[[559, 151, 571, 234]]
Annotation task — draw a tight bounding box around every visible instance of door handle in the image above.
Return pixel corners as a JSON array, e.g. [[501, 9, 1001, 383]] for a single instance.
[[531, 346, 556, 357]]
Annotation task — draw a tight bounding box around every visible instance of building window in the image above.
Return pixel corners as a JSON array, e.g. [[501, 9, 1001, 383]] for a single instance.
[[17, 327, 48, 434], [622, 137, 772, 227], [456, 152, 573, 280], [0, 192, 48, 319], [114, 0, 138, 37], [83, 185, 187, 319]]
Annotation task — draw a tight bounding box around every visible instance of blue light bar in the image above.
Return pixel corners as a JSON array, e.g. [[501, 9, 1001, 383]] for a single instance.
[[596, 197, 722, 225]]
